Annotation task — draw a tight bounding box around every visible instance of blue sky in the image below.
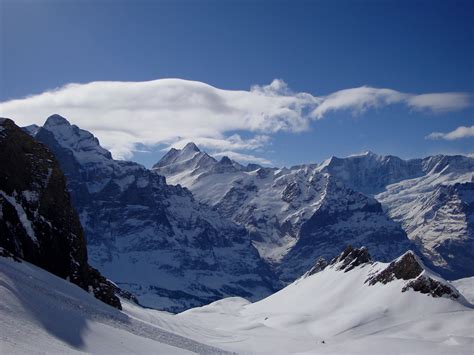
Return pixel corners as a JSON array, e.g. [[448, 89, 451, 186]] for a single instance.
[[1, 0, 473, 167]]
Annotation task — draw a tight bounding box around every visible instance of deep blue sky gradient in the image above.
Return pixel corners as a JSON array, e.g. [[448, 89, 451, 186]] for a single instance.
[[1, 0, 473, 166]]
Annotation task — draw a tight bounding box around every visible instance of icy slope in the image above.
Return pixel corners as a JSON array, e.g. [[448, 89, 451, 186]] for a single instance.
[[0, 256, 228, 354], [32, 115, 278, 312]]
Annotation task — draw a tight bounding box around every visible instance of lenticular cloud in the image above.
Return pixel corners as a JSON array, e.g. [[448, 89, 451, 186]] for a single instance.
[[0, 78, 469, 159]]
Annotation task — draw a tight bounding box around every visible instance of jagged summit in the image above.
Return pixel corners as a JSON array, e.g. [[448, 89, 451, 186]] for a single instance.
[[153, 142, 212, 171], [367, 250, 424, 285], [219, 155, 232, 165], [365, 250, 461, 299], [37, 115, 113, 164], [182, 142, 200, 153], [329, 245, 372, 272]]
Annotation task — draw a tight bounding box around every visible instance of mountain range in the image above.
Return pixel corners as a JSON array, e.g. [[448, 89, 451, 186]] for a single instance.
[[1, 114, 473, 353], [9, 113, 474, 312], [154, 143, 474, 281]]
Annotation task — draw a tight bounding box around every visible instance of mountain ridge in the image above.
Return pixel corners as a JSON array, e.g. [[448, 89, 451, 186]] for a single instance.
[[154, 142, 474, 279]]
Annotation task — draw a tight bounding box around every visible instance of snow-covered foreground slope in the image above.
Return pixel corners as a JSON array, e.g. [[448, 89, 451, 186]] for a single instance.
[[0, 257, 227, 354], [2, 248, 473, 354], [176, 250, 474, 354]]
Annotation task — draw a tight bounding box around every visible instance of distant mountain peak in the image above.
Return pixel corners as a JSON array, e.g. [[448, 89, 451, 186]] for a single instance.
[[182, 142, 200, 153], [219, 156, 233, 165], [38, 115, 113, 164], [44, 114, 71, 128]]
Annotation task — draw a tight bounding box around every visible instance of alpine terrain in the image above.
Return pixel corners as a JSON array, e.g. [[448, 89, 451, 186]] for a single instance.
[[155, 145, 474, 280]]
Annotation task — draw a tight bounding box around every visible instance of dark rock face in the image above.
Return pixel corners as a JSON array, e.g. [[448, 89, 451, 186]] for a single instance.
[[367, 251, 423, 285], [402, 276, 459, 298], [329, 246, 372, 272], [366, 250, 459, 299], [0, 118, 121, 309], [306, 257, 328, 276]]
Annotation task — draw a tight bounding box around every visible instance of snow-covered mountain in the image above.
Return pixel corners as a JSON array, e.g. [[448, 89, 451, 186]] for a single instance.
[[32, 115, 278, 312], [154, 145, 474, 279], [177, 246, 474, 353], [2, 246, 472, 354], [154, 145, 414, 281], [0, 118, 120, 308], [377, 175, 474, 279]]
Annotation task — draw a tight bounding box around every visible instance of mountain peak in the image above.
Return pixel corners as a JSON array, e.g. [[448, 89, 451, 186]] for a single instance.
[[39, 115, 113, 164], [44, 114, 71, 128], [329, 246, 372, 272], [182, 142, 200, 153], [219, 156, 233, 165]]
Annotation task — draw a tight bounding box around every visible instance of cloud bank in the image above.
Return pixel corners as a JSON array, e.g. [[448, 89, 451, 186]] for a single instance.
[[426, 125, 474, 140], [0, 78, 470, 162]]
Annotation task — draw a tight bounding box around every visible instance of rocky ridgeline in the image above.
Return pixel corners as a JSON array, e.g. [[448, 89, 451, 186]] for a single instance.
[[310, 246, 460, 299], [0, 118, 121, 309], [366, 251, 460, 299]]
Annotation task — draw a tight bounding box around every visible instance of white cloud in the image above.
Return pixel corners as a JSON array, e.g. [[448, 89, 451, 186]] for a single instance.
[[165, 134, 270, 152], [311, 86, 470, 118], [311, 87, 407, 118], [0, 78, 470, 160], [408, 93, 471, 113], [212, 151, 272, 165], [426, 125, 474, 140]]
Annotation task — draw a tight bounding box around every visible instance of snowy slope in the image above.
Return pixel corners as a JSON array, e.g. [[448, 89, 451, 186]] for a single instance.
[[175, 248, 474, 354], [0, 256, 227, 354], [452, 277, 474, 304], [31, 115, 278, 312], [2, 248, 472, 354]]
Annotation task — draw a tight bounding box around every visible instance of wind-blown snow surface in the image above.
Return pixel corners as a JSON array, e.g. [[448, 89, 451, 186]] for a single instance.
[[2, 254, 472, 354]]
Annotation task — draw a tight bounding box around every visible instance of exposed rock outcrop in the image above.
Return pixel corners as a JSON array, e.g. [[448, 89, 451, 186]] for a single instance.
[[305, 257, 328, 276], [329, 245, 372, 272], [367, 251, 423, 285], [0, 118, 121, 309], [366, 250, 459, 299]]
